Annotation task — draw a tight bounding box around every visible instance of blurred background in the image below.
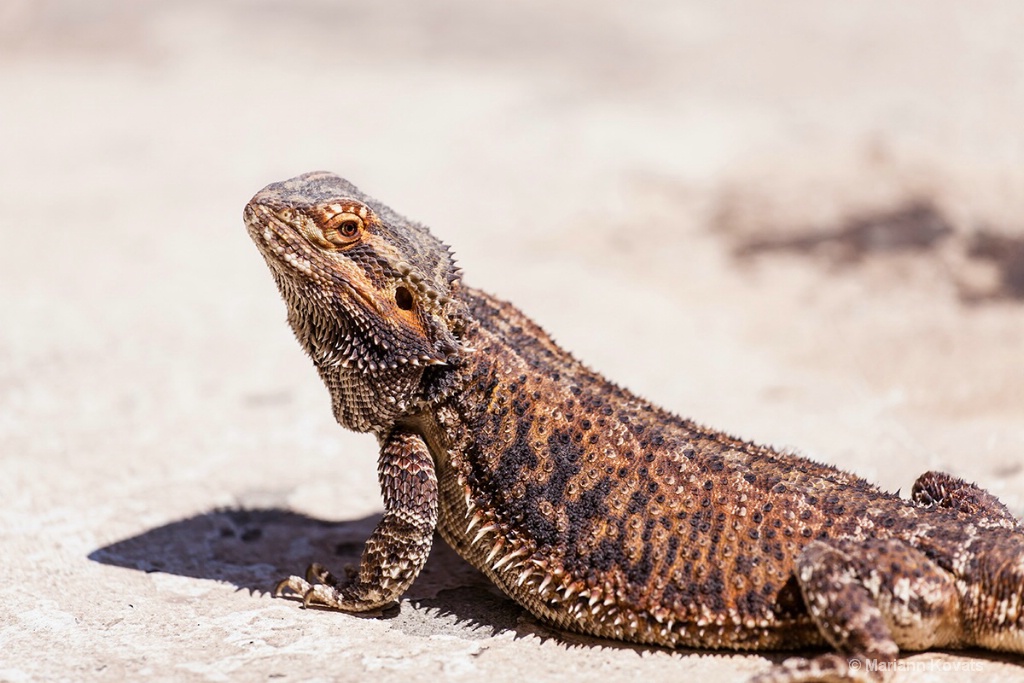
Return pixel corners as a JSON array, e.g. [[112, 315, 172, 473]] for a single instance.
[[2, 2, 1023, 681]]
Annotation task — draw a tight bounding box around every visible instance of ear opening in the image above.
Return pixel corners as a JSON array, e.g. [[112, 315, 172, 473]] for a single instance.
[[395, 286, 414, 311]]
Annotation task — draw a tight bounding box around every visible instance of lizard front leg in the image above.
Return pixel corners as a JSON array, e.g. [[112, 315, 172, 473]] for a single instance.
[[275, 429, 438, 611]]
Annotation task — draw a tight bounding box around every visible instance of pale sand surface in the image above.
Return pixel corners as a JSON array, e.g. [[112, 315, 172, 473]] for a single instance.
[[1, 2, 1023, 681]]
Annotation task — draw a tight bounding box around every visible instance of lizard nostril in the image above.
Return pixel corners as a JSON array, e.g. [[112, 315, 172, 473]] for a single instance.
[[395, 286, 414, 311]]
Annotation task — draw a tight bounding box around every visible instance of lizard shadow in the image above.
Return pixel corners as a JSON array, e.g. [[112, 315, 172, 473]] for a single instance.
[[85, 506, 728, 656], [89, 507, 380, 596], [87, 509, 1019, 671], [87, 506, 521, 634]]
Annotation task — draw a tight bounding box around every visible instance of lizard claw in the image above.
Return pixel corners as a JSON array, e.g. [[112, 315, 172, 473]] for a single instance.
[[273, 575, 312, 599], [302, 584, 333, 608], [275, 563, 350, 608], [305, 562, 334, 585], [272, 573, 339, 608]]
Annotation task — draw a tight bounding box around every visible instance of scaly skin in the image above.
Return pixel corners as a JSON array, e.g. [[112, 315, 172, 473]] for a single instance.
[[244, 172, 1024, 682]]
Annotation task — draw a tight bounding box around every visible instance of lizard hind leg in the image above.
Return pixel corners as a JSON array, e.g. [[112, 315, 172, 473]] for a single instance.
[[911, 473, 1024, 654], [751, 538, 962, 683], [274, 429, 439, 612], [963, 533, 1024, 654], [911, 471, 1021, 530]]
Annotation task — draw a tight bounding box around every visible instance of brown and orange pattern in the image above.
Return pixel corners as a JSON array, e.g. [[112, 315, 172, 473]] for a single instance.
[[245, 172, 1024, 682]]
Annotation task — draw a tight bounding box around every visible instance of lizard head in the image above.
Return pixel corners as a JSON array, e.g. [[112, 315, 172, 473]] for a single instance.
[[244, 171, 467, 431]]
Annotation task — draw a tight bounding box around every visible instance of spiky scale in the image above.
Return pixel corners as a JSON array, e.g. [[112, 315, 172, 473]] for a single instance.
[[473, 524, 499, 545], [245, 172, 1024, 683]]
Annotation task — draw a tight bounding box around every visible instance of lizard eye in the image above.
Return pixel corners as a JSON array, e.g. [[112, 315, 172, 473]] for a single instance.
[[338, 219, 359, 237], [323, 213, 364, 246]]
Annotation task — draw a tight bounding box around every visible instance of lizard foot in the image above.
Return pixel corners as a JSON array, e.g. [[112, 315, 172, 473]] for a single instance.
[[751, 653, 881, 683], [303, 561, 351, 588], [272, 574, 355, 609], [273, 562, 356, 608], [273, 574, 311, 600]]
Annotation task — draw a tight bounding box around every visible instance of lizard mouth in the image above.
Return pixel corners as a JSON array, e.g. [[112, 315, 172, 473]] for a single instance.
[[243, 202, 377, 312], [244, 203, 317, 278]]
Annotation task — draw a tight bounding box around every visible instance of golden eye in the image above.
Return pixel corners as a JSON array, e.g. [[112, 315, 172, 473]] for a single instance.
[[324, 212, 364, 246], [338, 219, 360, 238]]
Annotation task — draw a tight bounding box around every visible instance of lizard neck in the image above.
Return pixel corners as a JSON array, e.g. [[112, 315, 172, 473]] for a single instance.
[[292, 294, 470, 435]]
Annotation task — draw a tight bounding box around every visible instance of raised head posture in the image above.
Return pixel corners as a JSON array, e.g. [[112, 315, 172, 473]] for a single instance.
[[245, 172, 1024, 682]]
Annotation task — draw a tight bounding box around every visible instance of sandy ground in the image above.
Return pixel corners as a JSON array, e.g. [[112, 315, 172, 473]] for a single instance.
[[2, 1, 1023, 681]]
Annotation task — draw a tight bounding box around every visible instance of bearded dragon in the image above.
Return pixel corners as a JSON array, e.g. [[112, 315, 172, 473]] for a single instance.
[[243, 171, 1024, 682]]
